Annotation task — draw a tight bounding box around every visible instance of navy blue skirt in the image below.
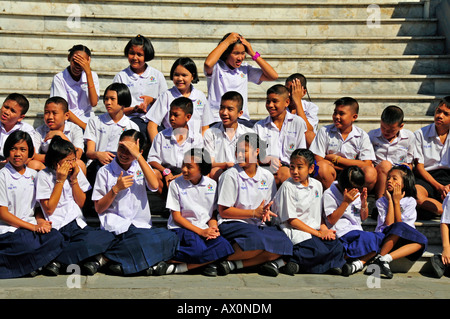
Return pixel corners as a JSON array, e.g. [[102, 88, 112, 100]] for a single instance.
[[219, 222, 293, 256], [339, 230, 385, 259], [289, 236, 346, 274], [105, 225, 179, 275], [171, 228, 234, 264], [0, 228, 64, 279], [55, 220, 115, 265], [381, 222, 428, 260]]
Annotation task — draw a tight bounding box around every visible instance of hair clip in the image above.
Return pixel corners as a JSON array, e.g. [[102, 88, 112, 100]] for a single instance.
[[394, 163, 411, 171]]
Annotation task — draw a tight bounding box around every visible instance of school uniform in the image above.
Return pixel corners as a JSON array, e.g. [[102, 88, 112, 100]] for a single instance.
[[145, 85, 208, 135], [50, 68, 100, 124], [310, 124, 376, 162], [273, 177, 346, 273], [147, 124, 203, 173], [375, 196, 428, 260], [92, 158, 178, 275], [113, 64, 168, 122], [204, 60, 263, 125], [217, 164, 293, 256], [35, 168, 114, 266], [166, 175, 234, 264], [300, 99, 320, 133], [323, 182, 385, 258], [368, 128, 415, 166], [442, 194, 450, 225], [253, 112, 307, 166], [203, 122, 254, 164], [0, 122, 37, 160], [414, 123, 450, 199], [0, 163, 64, 278], [34, 121, 84, 155]]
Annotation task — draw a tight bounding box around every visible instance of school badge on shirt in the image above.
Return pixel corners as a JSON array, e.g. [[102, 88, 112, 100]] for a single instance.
[[206, 184, 215, 194], [149, 76, 157, 84], [258, 179, 268, 190]]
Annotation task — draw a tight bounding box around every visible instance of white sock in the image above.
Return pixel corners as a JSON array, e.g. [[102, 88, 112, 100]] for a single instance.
[[380, 254, 393, 263], [272, 258, 285, 268], [352, 260, 364, 273], [95, 254, 107, 267], [174, 263, 188, 274]]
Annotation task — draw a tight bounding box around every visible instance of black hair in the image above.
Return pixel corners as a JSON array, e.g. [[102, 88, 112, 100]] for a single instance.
[[124, 34, 155, 62], [219, 32, 243, 62], [45, 136, 76, 170], [3, 130, 34, 159], [388, 165, 417, 199], [236, 132, 267, 163], [103, 83, 132, 109], [290, 148, 315, 167], [267, 84, 290, 99], [438, 96, 450, 109], [183, 148, 212, 176], [285, 73, 311, 102], [381, 105, 404, 125], [3, 93, 30, 115], [170, 96, 193, 115], [68, 44, 91, 59], [334, 97, 359, 115], [119, 129, 147, 153], [45, 96, 69, 113], [338, 166, 365, 191], [220, 91, 244, 112], [170, 57, 199, 84]]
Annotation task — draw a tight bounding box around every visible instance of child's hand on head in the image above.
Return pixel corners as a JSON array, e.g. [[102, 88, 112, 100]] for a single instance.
[[56, 161, 71, 181], [72, 53, 91, 73], [119, 138, 141, 160], [392, 183, 404, 202], [69, 160, 80, 181], [238, 36, 255, 56]]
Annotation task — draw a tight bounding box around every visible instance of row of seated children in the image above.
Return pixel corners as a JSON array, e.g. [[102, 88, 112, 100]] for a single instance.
[[0, 122, 430, 279]]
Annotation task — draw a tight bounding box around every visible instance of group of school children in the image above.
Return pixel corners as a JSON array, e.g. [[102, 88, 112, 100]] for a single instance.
[[0, 32, 449, 280]]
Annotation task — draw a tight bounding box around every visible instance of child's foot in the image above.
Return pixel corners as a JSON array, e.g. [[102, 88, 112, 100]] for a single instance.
[[279, 261, 299, 276], [372, 255, 393, 279], [258, 261, 280, 277], [342, 260, 363, 276], [202, 263, 218, 277], [430, 254, 446, 279]]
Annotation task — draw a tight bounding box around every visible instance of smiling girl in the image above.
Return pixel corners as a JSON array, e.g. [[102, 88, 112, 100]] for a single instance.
[[203, 32, 278, 126]]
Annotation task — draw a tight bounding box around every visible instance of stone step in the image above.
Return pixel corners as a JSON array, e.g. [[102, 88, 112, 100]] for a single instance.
[[0, 30, 444, 56], [3, 50, 450, 75], [0, 0, 428, 20], [0, 13, 439, 37]]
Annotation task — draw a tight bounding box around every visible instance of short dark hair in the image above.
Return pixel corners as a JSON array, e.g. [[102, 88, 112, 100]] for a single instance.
[[221, 91, 243, 112], [290, 148, 315, 167], [267, 84, 290, 99], [338, 166, 365, 191], [3, 93, 29, 115], [381, 105, 404, 125], [103, 83, 132, 109], [45, 96, 69, 113], [184, 148, 212, 176], [170, 97, 193, 115], [219, 32, 243, 62], [236, 132, 267, 163], [388, 165, 417, 199], [334, 97, 359, 114], [68, 44, 91, 59], [45, 136, 76, 170], [438, 96, 450, 109], [3, 130, 34, 159], [286, 73, 307, 89], [124, 34, 155, 62], [170, 57, 199, 84]]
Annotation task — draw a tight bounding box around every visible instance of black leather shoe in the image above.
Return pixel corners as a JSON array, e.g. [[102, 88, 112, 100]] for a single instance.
[[82, 261, 100, 276], [280, 262, 299, 276], [107, 263, 124, 276], [430, 254, 446, 278], [202, 264, 218, 277], [43, 261, 60, 276], [259, 262, 279, 277]]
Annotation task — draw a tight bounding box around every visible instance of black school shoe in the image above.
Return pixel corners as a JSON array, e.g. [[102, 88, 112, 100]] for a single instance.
[[81, 261, 101, 276], [202, 263, 218, 277], [258, 261, 280, 277], [430, 254, 446, 278], [279, 262, 299, 276], [42, 261, 61, 276], [372, 255, 393, 279]]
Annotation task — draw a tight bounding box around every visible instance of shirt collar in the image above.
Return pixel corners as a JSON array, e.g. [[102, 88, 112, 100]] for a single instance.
[[127, 64, 150, 80], [236, 164, 263, 182], [102, 113, 129, 127], [110, 157, 138, 175], [5, 162, 33, 180]]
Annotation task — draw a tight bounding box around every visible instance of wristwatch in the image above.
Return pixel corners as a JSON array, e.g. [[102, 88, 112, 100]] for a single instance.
[[162, 168, 172, 176]]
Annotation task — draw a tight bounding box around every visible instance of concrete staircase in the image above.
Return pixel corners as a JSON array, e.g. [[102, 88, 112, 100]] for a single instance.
[[0, 0, 447, 275]]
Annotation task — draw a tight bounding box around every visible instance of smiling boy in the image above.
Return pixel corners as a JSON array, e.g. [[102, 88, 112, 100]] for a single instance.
[[309, 97, 377, 190]]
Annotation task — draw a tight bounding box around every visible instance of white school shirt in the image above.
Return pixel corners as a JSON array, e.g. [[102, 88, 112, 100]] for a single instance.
[[203, 123, 254, 164], [309, 124, 376, 161], [368, 128, 415, 166], [203, 60, 263, 124], [253, 112, 307, 165], [0, 163, 37, 235], [441, 193, 450, 224], [0, 122, 36, 157], [34, 121, 84, 154], [35, 168, 90, 231], [217, 164, 277, 226], [83, 113, 140, 154], [272, 177, 323, 245], [323, 182, 364, 238], [92, 159, 157, 235], [113, 64, 168, 121], [147, 125, 203, 169], [145, 85, 208, 133], [50, 68, 100, 124], [300, 99, 320, 133], [166, 175, 217, 230], [375, 196, 417, 233], [414, 123, 450, 171]]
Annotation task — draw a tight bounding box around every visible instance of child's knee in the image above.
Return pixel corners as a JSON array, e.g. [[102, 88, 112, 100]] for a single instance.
[[375, 161, 392, 175]]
